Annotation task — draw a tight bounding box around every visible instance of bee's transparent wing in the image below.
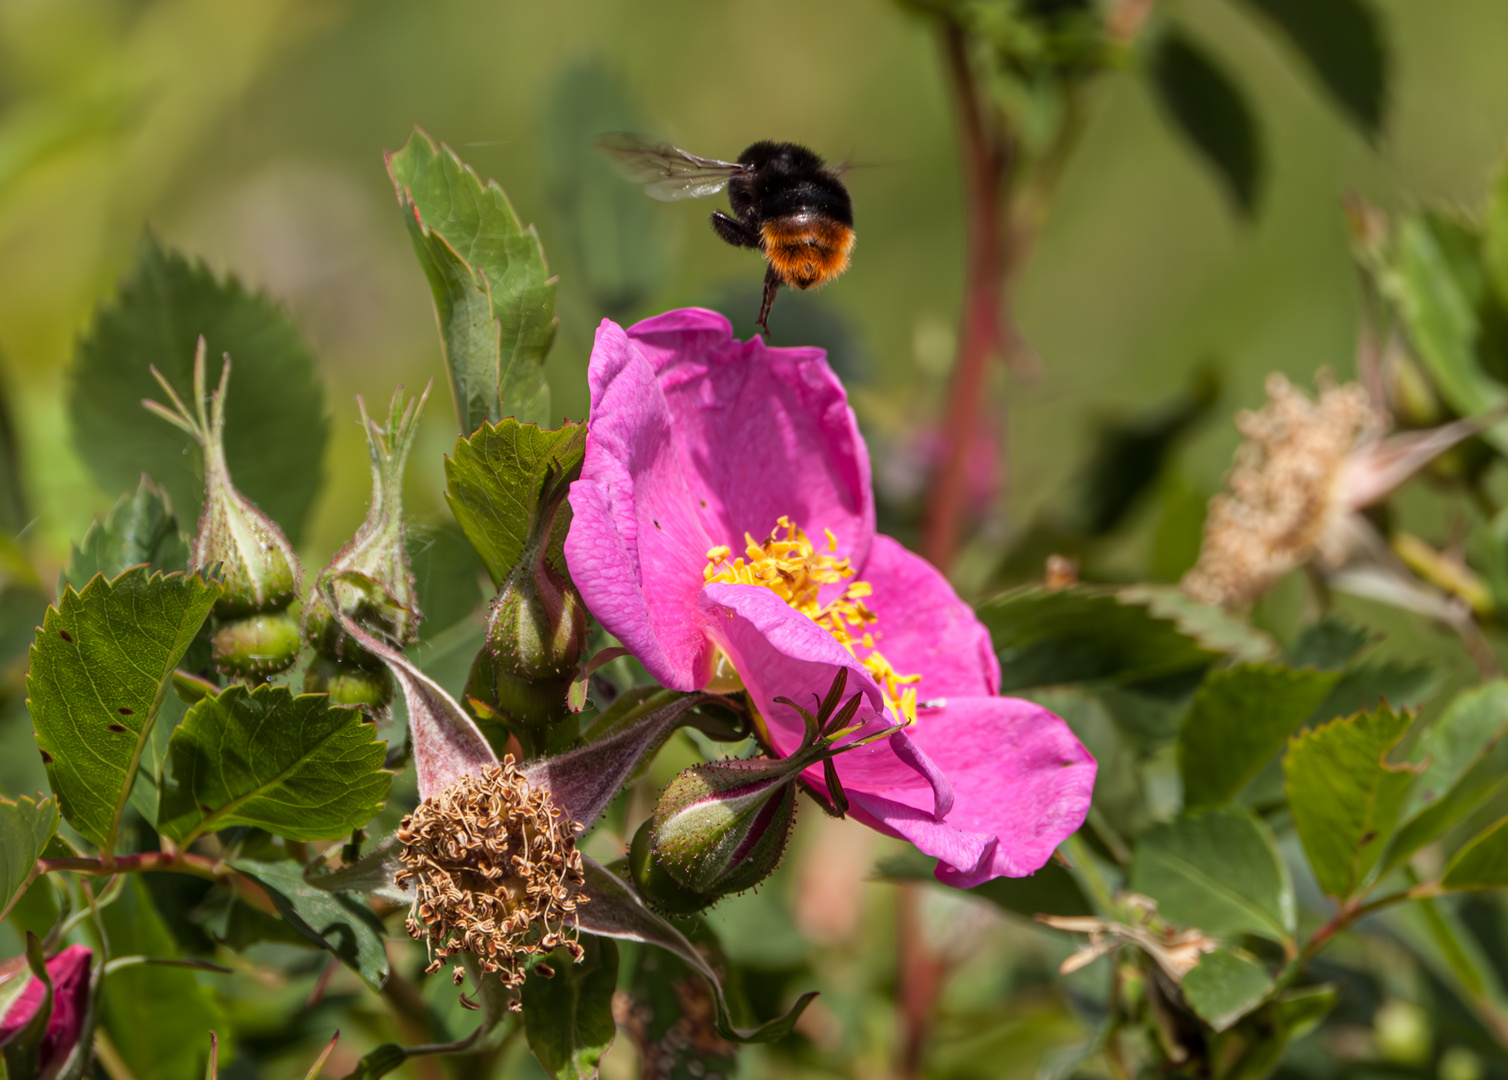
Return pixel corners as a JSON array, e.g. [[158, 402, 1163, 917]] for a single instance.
[[597, 133, 750, 202]]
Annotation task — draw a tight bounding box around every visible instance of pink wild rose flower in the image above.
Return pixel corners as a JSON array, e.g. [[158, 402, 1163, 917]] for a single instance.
[[565, 309, 1095, 887]]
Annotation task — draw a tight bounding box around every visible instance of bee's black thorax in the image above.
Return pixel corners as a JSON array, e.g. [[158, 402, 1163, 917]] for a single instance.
[[727, 141, 853, 231]]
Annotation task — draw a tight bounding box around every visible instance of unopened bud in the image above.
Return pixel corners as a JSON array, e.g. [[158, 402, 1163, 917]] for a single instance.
[[638, 756, 800, 906], [0, 942, 93, 1076], [145, 339, 302, 679], [304, 386, 429, 669], [466, 555, 589, 726], [305, 653, 394, 712]]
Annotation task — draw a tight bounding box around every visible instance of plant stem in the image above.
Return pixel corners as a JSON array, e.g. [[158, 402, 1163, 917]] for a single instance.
[[922, 22, 1013, 572], [35, 851, 277, 915]]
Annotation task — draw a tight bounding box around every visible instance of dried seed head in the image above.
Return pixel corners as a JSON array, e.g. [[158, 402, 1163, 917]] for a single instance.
[[395, 757, 586, 1005], [1183, 373, 1382, 608]]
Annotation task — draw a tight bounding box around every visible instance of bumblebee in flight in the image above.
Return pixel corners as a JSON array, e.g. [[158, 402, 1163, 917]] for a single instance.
[[600, 134, 854, 336]]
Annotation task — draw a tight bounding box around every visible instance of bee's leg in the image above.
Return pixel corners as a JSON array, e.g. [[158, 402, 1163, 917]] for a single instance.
[[756, 267, 781, 339], [710, 210, 759, 249]]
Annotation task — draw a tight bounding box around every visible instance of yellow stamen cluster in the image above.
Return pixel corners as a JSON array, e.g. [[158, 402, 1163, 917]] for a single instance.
[[1183, 373, 1382, 608], [705, 516, 920, 723], [396, 758, 586, 1005]]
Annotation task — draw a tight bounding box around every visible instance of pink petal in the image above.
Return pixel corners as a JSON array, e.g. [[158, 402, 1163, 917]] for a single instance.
[[0, 944, 92, 1072], [698, 582, 951, 810], [892, 697, 1096, 886], [856, 534, 1001, 699], [625, 309, 875, 572], [566, 318, 722, 689]]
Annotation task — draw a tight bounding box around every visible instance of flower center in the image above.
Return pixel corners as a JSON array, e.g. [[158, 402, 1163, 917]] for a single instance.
[[704, 516, 920, 723]]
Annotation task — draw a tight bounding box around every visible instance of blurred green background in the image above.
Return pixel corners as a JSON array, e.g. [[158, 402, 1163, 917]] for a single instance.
[[4, 0, 1507, 579], [7, 4, 1508, 1078]]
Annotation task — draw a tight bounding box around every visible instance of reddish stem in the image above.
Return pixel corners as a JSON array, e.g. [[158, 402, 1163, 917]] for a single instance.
[[922, 22, 1013, 571], [896, 883, 949, 1080], [36, 851, 277, 915]]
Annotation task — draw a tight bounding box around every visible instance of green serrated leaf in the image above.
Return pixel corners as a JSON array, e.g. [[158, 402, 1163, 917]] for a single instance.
[[387, 128, 557, 434], [64, 477, 189, 589], [977, 586, 1220, 692], [27, 566, 219, 855], [100, 877, 218, 1080], [1235, 0, 1387, 137], [68, 236, 328, 544], [230, 858, 388, 990], [1286, 705, 1417, 900], [1149, 29, 1263, 216], [522, 937, 619, 1080], [1129, 808, 1294, 943], [1179, 664, 1339, 810], [445, 419, 586, 586], [1182, 948, 1275, 1032], [0, 793, 56, 921], [157, 684, 390, 846]]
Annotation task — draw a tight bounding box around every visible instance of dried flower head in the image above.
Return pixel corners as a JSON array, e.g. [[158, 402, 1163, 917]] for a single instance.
[[396, 757, 587, 1003], [1184, 373, 1383, 607]]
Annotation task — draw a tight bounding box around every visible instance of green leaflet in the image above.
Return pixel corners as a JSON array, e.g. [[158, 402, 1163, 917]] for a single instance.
[[1235, 0, 1387, 137], [157, 684, 391, 845], [1179, 664, 1339, 810], [63, 477, 189, 590], [977, 586, 1220, 692], [522, 938, 620, 1080], [1129, 808, 1295, 944], [387, 128, 557, 434], [68, 237, 328, 544], [230, 858, 389, 990], [1148, 29, 1263, 216], [100, 878, 219, 1080], [1181, 948, 1276, 1033], [27, 567, 219, 855], [444, 419, 585, 586], [1286, 705, 1418, 901], [0, 793, 57, 921]]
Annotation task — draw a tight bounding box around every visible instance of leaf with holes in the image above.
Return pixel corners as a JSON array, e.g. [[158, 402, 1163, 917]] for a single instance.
[[1286, 705, 1418, 900], [157, 684, 390, 846], [1130, 808, 1294, 944], [68, 237, 327, 544], [27, 567, 219, 855], [445, 419, 585, 586], [387, 128, 557, 434]]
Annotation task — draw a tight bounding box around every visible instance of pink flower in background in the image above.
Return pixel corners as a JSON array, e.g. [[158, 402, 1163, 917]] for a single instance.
[[566, 309, 1095, 886], [0, 944, 92, 1073]]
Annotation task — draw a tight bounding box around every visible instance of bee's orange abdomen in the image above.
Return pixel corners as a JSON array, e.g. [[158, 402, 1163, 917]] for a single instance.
[[760, 215, 855, 289]]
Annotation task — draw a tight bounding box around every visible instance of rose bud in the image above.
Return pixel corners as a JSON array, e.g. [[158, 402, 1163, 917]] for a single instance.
[[145, 337, 302, 678], [303, 385, 430, 713], [0, 943, 93, 1077]]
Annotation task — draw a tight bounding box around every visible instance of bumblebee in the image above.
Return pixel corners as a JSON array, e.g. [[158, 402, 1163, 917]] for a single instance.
[[600, 134, 854, 335]]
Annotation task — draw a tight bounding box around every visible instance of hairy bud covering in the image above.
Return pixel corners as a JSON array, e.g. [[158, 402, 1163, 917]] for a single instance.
[[396, 758, 587, 1002]]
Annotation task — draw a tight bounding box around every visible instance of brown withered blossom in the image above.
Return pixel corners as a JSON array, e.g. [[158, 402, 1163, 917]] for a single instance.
[[1184, 372, 1481, 609], [396, 757, 587, 1004]]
